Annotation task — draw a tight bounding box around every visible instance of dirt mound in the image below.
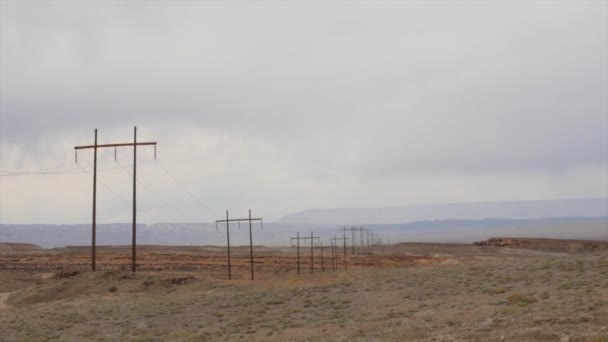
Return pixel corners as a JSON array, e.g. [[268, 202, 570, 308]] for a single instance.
[[0, 243, 44, 254], [473, 237, 608, 250], [6, 270, 200, 307]]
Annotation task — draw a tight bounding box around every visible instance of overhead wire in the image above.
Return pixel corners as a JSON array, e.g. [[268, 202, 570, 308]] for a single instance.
[[0, 159, 122, 176], [1, 169, 87, 176], [76, 163, 161, 224], [114, 160, 203, 223], [0, 162, 78, 174], [0, 164, 128, 177], [154, 159, 222, 220], [1, 153, 223, 224]]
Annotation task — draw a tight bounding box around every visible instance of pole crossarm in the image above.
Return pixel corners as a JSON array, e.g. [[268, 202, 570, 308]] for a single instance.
[[216, 218, 263, 223], [290, 234, 320, 274], [290, 236, 320, 241], [331, 236, 350, 270], [216, 210, 263, 280], [216, 218, 263, 233], [341, 226, 360, 254], [74, 127, 157, 272], [290, 235, 320, 247], [74, 142, 157, 150]]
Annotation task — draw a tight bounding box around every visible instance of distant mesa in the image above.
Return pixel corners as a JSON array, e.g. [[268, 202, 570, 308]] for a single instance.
[[0, 242, 44, 253], [278, 198, 608, 225]]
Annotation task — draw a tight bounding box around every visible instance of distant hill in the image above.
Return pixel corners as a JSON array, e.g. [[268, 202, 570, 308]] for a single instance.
[[278, 198, 608, 225], [1, 198, 606, 248], [0, 223, 219, 248], [1, 216, 606, 247], [370, 217, 608, 244], [0, 242, 43, 254]]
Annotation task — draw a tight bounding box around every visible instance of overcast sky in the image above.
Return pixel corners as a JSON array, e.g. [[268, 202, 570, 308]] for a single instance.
[[1, 1, 606, 224]]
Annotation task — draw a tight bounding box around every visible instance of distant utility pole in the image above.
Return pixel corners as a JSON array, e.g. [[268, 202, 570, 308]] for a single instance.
[[329, 240, 334, 271], [318, 242, 325, 272], [331, 235, 349, 270], [290, 233, 320, 274], [330, 239, 337, 271], [372, 232, 382, 247], [215, 210, 263, 280], [359, 227, 364, 249], [74, 127, 157, 272], [341, 226, 360, 255]]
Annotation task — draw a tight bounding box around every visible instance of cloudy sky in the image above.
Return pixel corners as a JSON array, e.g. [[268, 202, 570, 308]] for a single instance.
[[1, 1, 606, 224]]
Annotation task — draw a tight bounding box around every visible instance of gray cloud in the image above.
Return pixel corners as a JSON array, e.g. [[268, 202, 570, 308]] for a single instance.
[[1, 1, 606, 223]]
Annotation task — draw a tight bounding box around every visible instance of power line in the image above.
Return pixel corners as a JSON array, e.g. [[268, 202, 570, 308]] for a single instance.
[[76, 164, 159, 223], [115, 160, 203, 223], [1, 169, 86, 176], [154, 159, 221, 220], [0, 160, 126, 176], [0, 162, 80, 174], [75, 127, 158, 272], [0, 165, 127, 177], [0, 159, 121, 174]]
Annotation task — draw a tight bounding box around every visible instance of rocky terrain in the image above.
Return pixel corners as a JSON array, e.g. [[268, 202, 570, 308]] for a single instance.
[[0, 239, 607, 341], [474, 237, 608, 250]]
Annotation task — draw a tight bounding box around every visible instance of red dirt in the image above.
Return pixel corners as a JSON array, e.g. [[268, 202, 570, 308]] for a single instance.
[[0, 245, 445, 280]]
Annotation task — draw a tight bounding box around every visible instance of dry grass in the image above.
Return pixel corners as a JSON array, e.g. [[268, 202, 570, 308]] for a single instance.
[[0, 243, 607, 341]]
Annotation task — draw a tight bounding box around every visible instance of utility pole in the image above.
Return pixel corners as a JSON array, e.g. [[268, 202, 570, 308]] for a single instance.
[[332, 240, 338, 270], [332, 239, 338, 271], [318, 242, 325, 272], [74, 127, 157, 272], [132, 127, 137, 273], [331, 235, 349, 270], [341, 226, 360, 255], [290, 233, 320, 274], [329, 239, 336, 271], [248, 210, 254, 280], [359, 227, 363, 249], [311, 232, 314, 273], [217, 211, 233, 280], [216, 210, 263, 280], [92, 129, 98, 271], [296, 232, 299, 274], [372, 232, 382, 247]]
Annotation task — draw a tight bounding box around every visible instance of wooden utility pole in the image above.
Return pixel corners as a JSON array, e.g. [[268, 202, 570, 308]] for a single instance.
[[341, 226, 360, 255], [215, 211, 234, 280], [318, 242, 325, 272], [92, 129, 98, 271], [215, 210, 263, 280], [290, 233, 320, 274], [311, 232, 314, 272], [74, 127, 157, 272], [330, 240, 337, 271], [359, 227, 364, 249], [331, 235, 349, 270], [132, 127, 137, 272], [248, 210, 254, 280]]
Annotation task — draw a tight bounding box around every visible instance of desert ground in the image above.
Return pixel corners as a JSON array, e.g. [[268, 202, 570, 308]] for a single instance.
[[0, 239, 607, 341]]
